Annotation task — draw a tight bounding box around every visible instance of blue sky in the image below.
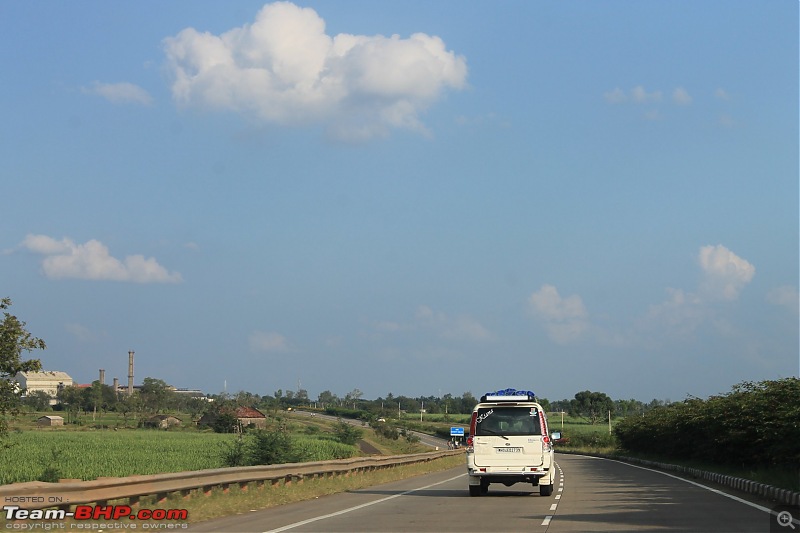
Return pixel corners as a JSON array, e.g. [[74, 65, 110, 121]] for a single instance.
[[2, 1, 797, 403]]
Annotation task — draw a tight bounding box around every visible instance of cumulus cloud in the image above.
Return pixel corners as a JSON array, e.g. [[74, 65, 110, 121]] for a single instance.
[[605, 85, 695, 109], [643, 245, 755, 337], [631, 85, 663, 103], [528, 284, 589, 344], [767, 285, 799, 314], [83, 82, 153, 105], [714, 88, 731, 101], [672, 87, 692, 105], [603, 87, 627, 104], [372, 305, 491, 342], [20, 234, 182, 283], [414, 305, 492, 341], [249, 331, 290, 352], [698, 244, 755, 301], [162, 1, 467, 141]]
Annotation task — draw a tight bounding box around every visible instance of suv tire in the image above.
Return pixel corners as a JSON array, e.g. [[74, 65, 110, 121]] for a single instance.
[[539, 483, 554, 497]]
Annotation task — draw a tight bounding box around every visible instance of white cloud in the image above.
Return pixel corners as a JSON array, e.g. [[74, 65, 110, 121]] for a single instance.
[[528, 284, 589, 344], [65, 323, 106, 343], [642, 245, 755, 337], [372, 305, 491, 342], [631, 85, 662, 103], [83, 82, 153, 105], [714, 88, 731, 101], [20, 234, 182, 283], [603, 87, 627, 104], [644, 287, 708, 338], [672, 87, 692, 105], [414, 305, 492, 341], [249, 331, 290, 352], [162, 1, 467, 141], [767, 285, 799, 314], [698, 244, 755, 301]]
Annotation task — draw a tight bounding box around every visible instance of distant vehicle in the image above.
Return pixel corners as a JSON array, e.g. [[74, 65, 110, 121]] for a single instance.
[[376, 417, 386, 422], [466, 388, 555, 497]]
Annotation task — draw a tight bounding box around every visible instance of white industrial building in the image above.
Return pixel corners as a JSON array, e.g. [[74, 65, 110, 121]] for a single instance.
[[15, 371, 74, 399]]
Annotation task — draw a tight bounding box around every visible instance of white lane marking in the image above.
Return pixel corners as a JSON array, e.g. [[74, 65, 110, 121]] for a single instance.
[[555, 494, 561, 500], [550, 503, 558, 511], [558, 486, 563, 491], [600, 457, 778, 516], [263, 473, 465, 532], [541, 516, 553, 526]]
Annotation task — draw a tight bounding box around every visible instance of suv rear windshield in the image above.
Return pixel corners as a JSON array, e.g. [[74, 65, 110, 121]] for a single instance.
[[475, 406, 542, 436]]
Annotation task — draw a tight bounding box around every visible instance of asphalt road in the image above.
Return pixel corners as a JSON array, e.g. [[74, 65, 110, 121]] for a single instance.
[[189, 453, 791, 532]]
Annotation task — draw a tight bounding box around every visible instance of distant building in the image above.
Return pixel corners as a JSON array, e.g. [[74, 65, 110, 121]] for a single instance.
[[15, 371, 73, 403], [235, 406, 267, 429], [144, 415, 183, 429], [37, 415, 64, 427], [198, 406, 267, 430]]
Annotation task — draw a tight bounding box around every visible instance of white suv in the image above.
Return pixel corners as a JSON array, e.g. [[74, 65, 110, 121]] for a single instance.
[[466, 389, 555, 496]]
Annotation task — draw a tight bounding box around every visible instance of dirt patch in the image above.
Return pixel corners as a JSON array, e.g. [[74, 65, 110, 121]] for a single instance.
[[358, 439, 382, 455]]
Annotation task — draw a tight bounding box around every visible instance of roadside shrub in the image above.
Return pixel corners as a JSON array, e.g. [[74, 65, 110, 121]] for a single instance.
[[614, 378, 800, 467], [221, 436, 247, 467], [250, 429, 299, 465], [372, 421, 399, 440], [333, 419, 363, 446]]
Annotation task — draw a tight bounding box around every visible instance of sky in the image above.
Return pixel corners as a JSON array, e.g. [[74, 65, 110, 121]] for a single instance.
[[1, 1, 798, 404]]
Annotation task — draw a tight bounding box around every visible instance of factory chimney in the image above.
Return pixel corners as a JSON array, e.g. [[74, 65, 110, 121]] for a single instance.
[[113, 377, 119, 397], [99, 369, 105, 385], [128, 350, 135, 396]]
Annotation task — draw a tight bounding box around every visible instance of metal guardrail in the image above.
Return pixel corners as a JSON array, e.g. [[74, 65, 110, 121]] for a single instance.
[[0, 450, 462, 511]]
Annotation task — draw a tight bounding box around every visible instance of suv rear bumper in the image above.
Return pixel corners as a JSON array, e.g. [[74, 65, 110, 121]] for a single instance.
[[467, 467, 551, 486]]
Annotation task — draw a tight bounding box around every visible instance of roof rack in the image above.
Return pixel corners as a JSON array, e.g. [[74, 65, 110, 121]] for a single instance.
[[480, 388, 536, 402]]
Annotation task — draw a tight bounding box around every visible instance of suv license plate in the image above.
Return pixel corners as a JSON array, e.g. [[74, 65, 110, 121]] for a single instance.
[[496, 447, 522, 453]]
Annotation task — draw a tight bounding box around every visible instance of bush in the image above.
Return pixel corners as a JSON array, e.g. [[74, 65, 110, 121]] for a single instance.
[[250, 429, 299, 465], [614, 378, 800, 467], [333, 419, 363, 445], [221, 436, 247, 467]]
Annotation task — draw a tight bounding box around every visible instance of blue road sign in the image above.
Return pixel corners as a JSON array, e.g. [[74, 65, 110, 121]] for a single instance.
[[450, 427, 465, 436]]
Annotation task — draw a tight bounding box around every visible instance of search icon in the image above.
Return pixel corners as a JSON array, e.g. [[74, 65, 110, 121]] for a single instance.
[[778, 511, 796, 529]]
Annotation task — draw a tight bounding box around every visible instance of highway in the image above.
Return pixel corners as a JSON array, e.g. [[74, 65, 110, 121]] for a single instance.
[[190, 453, 787, 532]]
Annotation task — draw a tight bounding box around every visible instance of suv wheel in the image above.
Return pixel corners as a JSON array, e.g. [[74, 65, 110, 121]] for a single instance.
[[539, 483, 554, 496], [469, 485, 481, 497]]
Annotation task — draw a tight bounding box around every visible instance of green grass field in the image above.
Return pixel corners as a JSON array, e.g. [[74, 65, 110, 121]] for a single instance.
[[0, 411, 429, 485], [0, 430, 232, 484]]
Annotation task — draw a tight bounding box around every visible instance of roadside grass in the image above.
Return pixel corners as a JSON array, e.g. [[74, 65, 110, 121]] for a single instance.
[[174, 453, 465, 524], [0, 453, 466, 528], [0, 412, 434, 485]]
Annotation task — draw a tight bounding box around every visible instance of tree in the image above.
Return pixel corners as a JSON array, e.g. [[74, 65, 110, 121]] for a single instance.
[[318, 390, 337, 407], [570, 391, 614, 425], [0, 298, 46, 440], [23, 390, 52, 412], [139, 377, 172, 413]]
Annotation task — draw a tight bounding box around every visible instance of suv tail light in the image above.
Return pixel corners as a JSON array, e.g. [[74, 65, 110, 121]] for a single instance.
[[467, 412, 477, 452]]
